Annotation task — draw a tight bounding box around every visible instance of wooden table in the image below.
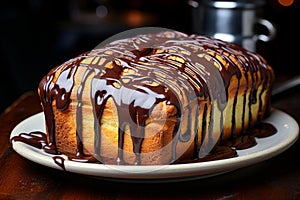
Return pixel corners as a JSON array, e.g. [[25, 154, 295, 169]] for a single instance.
[[1, 75, 300, 199]]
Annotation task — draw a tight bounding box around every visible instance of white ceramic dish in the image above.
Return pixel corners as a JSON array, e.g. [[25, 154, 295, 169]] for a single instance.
[[10, 109, 299, 182]]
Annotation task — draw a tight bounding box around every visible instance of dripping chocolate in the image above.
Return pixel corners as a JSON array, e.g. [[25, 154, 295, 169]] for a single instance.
[[11, 30, 276, 167]]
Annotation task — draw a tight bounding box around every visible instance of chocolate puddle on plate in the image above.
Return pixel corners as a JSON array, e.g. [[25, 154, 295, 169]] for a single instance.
[[10, 122, 277, 170]]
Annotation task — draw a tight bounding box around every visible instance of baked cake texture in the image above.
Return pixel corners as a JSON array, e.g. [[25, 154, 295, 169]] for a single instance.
[[38, 30, 274, 165]]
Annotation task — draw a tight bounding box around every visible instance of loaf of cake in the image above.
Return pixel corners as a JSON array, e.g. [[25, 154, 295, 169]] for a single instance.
[[38, 30, 274, 165]]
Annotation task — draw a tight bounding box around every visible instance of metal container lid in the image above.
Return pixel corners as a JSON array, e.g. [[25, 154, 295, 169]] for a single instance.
[[197, 0, 266, 9]]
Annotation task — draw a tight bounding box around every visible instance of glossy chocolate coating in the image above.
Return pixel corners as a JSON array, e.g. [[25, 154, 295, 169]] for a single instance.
[[13, 31, 275, 166]]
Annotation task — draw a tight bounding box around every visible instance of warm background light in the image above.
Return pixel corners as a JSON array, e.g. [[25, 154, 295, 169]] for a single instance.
[[278, 0, 294, 6]]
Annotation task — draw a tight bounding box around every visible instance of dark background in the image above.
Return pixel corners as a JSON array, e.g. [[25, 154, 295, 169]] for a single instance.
[[1, 0, 299, 113]]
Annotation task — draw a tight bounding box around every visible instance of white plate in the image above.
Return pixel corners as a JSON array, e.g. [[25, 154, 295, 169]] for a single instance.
[[10, 109, 299, 182]]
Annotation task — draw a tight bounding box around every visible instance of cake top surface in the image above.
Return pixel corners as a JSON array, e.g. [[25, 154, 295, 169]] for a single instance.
[[40, 29, 272, 113]]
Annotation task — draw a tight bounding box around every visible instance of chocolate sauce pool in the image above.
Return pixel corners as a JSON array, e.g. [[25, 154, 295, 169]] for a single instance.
[[10, 122, 277, 169], [10, 30, 275, 169]]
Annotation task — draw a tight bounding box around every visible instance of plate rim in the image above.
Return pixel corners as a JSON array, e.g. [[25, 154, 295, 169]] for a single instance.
[[10, 109, 299, 180]]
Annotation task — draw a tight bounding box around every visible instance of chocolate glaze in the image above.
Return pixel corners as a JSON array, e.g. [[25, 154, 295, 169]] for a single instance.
[[20, 30, 275, 165], [10, 131, 48, 149], [53, 156, 65, 170], [189, 34, 274, 136], [38, 55, 88, 154]]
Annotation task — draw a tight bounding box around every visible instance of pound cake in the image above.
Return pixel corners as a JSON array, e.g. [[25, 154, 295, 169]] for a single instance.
[[38, 30, 274, 165]]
